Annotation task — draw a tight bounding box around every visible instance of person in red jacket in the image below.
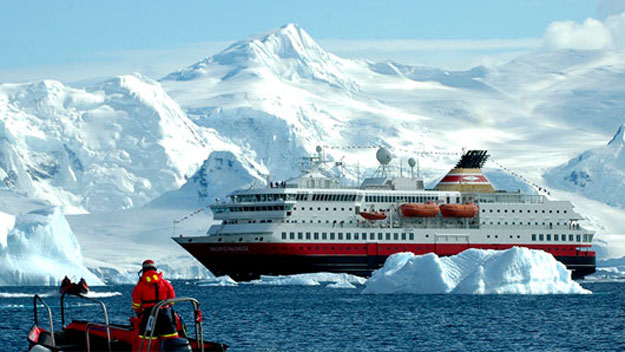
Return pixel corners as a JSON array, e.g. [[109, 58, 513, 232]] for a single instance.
[[132, 259, 179, 340]]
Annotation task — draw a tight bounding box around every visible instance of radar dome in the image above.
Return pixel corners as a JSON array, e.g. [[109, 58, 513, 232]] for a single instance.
[[376, 147, 392, 165], [408, 158, 416, 168], [316, 145, 323, 153]]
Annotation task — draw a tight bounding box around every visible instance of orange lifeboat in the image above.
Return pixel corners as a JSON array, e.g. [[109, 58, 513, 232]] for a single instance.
[[359, 211, 387, 220], [439, 202, 478, 218], [400, 201, 439, 218]]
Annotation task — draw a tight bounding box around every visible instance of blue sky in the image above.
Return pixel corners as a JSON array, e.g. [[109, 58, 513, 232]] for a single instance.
[[0, 1, 609, 82]]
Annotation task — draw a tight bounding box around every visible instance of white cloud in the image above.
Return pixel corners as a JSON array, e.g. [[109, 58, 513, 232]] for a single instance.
[[542, 18, 612, 50], [541, 9, 625, 51], [605, 11, 625, 48]]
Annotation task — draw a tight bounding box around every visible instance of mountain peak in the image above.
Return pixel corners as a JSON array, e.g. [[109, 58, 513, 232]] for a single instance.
[[162, 23, 358, 90], [211, 22, 325, 66]]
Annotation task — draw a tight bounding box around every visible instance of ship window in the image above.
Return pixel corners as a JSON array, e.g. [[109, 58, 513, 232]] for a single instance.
[[322, 233, 327, 240], [282, 232, 286, 239], [409, 233, 414, 240], [370, 233, 375, 240], [378, 233, 383, 240], [346, 233, 351, 240], [554, 234, 559, 241], [338, 233, 343, 240], [539, 234, 544, 241], [394, 233, 399, 240], [576, 234, 581, 242], [569, 234, 574, 241], [532, 234, 536, 241], [306, 232, 311, 240], [354, 233, 359, 240], [546, 234, 551, 241], [401, 233, 406, 240], [290, 232, 295, 240], [298, 232, 303, 240], [330, 233, 335, 240], [314, 232, 319, 240], [386, 233, 391, 240]]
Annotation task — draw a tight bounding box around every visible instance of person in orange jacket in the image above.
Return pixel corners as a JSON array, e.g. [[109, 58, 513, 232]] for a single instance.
[[132, 259, 179, 340]]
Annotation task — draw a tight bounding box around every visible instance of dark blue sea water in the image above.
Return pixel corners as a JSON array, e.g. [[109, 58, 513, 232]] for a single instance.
[[1, 281, 623, 351]]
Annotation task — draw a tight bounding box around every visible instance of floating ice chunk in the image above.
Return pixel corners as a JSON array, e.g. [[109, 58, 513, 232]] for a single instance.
[[247, 272, 366, 286], [83, 291, 122, 298], [326, 281, 357, 289], [248, 275, 320, 286], [196, 276, 238, 287], [362, 248, 590, 295]]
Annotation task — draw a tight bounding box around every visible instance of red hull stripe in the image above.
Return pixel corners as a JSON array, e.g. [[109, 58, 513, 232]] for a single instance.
[[438, 175, 489, 184], [183, 242, 595, 258]]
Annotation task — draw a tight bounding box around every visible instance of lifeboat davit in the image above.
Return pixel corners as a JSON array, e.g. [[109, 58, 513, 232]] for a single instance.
[[439, 202, 478, 218], [399, 201, 439, 218], [359, 211, 387, 220]]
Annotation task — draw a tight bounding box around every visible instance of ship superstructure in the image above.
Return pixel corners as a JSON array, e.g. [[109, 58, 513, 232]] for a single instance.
[[174, 147, 595, 280]]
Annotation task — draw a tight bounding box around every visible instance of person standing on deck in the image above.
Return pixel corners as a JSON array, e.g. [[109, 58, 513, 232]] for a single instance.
[[132, 259, 179, 340]]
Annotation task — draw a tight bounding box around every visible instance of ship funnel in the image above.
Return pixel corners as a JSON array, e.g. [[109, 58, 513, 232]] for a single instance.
[[434, 150, 494, 193]]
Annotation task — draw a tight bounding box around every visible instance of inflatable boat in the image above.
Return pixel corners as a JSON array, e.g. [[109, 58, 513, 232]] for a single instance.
[[28, 292, 228, 351]]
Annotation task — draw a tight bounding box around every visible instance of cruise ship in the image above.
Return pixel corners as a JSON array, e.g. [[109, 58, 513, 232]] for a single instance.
[[173, 147, 596, 281]]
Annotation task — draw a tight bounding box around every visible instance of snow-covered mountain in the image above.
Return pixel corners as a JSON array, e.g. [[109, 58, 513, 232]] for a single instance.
[[544, 124, 625, 209], [0, 74, 217, 213], [161, 23, 455, 184]]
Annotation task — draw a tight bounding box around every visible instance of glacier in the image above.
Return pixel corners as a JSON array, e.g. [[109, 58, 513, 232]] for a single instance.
[[0, 206, 102, 286], [362, 247, 590, 295]]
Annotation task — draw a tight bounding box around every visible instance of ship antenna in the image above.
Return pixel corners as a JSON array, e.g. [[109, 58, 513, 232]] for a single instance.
[[417, 157, 420, 178]]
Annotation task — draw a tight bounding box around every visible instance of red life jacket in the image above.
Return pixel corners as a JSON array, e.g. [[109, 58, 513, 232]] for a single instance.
[[131, 270, 175, 313]]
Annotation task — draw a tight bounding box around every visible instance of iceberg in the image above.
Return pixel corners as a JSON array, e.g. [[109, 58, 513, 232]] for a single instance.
[[362, 247, 590, 295], [0, 207, 103, 286]]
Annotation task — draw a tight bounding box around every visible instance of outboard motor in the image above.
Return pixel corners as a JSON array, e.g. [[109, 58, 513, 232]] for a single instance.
[[160, 337, 192, 352]]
